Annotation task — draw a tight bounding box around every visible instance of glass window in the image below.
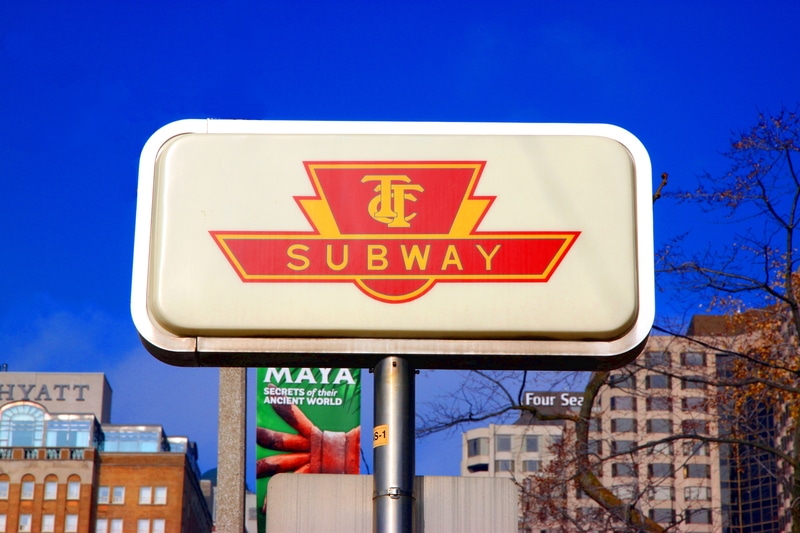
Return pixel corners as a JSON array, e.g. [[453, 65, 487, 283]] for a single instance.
[[44, 480, 58, 499], [67, 480, 81, 500], [682, 351, 706, 367], [97, 485, 110, 504], [0, 514, 5, 533], [682, 420, 709, 435], [682, 377, 707, 390], [0, 404, 45, 447], [611, 418, 637, 433], [646, 375, 670, 389], [686, 508, 712, 524], [611, 396, 637, 410], [646, 419, 673, 434], [112, 486, 126, 504], [684, 464, 711, 478], [18, 515, 32, 533], [683, 441, 710, 456], [649, 508, 675, 524], [138, 519, 150, 533], [494, 459, 514, 472], [648, 463, 674, 478], [610, 374, 635, 389], [685, 486, 712, 500], [611, 440, 637, 454], [645, 351, 670, 367], [612, 484, 637, 499], [649, 486, 674, 500], [152, 520, 165, 533], [587, 439, 602, 455], [524, 435, 539, 453], [110, 519, 124, 533], [522, 460, 541, 472], [550, 434, 563, 447], [21, 480, 34, 499], [140, 486, 152, 505], [0, 481, 7, 499], [42, 515, 55, 533], [646, 396, 671, 411], [588, 417, 602, 432], [102, 430, 163, 452], [648, 442, 674, 456], [495, 435, 511, 452], [467, 437, 488, 457], [96, 519, 108, 533], [682, 397, 708, 412], [612, 463, 637, 477], [65, 515, 78, 533], [45, 419, 92, 448]]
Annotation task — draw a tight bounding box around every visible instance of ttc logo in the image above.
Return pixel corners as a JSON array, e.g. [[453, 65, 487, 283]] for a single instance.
[[211, 162, 579, 303]]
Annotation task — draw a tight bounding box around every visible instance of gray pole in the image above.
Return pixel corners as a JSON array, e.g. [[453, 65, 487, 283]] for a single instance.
[[373, 356, 415, 533], [217, 367, 246, 533]]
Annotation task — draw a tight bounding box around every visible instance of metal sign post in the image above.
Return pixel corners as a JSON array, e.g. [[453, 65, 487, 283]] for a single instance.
[[373, 357, 415, 533]]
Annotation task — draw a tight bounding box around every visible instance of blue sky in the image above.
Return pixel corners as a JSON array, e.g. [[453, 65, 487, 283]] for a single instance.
[[2, 1, 799, 483]]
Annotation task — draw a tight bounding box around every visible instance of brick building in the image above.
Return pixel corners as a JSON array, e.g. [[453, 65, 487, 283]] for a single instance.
[[0, 372, 212, 533]]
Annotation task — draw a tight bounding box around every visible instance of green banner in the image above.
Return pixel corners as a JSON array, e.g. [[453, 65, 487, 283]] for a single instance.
[[256, 367, 361, 531]]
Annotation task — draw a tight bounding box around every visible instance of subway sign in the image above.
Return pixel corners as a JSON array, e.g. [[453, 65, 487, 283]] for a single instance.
[[131, 120, 654, 369]]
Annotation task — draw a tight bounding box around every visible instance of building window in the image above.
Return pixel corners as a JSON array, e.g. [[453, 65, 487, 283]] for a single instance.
[[612, 484, 637, 499], [681, 351, 706, 367], [21, 480, 34, 500], [494, 459, 514, 472], [138, 519, 150, 533], [0, 404, 45, 447], [110, 519, 124, 533], [682, 420, 709, 435], [67, 480, 81, 500], [645, 375, 670, 389], [42, 515, 55, 533], [550, 434, 563, 447], [646, 396, 671, 411], [97, 485, 110, 504], [524, 435, 539, 453], [96, 519, 108, 533], [611, 418, 637, 433], [112, 486, 126, 504], [611, 440, 637, 455], [685, 486, 712, 500], [648, 463, 674, 478], [649, 508, 675, 524], [65, 515, 78, 533], [467, 437, 488, 457], [0, 514, 5, 533], [152, 520, 165, 533], [495, 434, 512, 452], [609, 374, 635, 389], [647, 442, 674, 456], [140, 486, 153, 505], [645, 351, 670, 368], [44, 480, 58, 500], [646, 419, 673, 434], [686, 508, 712, 524], [611, 463, 637, 477], [588, 417, 601, 432], [684, 464, 711, 478], [0, 480, 7, 499], [18, 515, 33, 533], [682, 397, 708, 412], [611, 396, 637, 410], [649, 486, 674, 500], [45, 419, 92, 448], [522, 460, 541, 473], [683, 441, 710, 456], [681, 377, 707, 390], [587, 439, 602, 455]]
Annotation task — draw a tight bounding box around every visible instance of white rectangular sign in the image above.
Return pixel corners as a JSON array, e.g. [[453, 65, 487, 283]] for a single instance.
[[131, 120, 653, 369]]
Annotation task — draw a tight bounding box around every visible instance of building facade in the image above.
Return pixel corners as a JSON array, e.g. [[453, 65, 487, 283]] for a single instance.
[[0, 372, 212, 533], [462, 332, 729, 532]]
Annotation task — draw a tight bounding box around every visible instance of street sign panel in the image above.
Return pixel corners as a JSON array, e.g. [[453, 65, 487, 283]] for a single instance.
[[132, 120, 653, 369]]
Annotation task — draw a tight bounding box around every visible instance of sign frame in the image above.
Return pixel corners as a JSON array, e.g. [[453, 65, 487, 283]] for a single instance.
[[131, 119, 654, 370]]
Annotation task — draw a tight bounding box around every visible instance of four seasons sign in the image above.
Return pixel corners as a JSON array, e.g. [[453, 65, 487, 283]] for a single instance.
[[132, 120, 654, 370]]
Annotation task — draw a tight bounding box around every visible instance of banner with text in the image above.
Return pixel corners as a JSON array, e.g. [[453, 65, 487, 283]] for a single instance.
[[256, 367, 361, 532]]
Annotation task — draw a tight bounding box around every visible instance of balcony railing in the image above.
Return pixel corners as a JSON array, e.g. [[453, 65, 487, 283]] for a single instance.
[[0, 447, 94, 460]]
